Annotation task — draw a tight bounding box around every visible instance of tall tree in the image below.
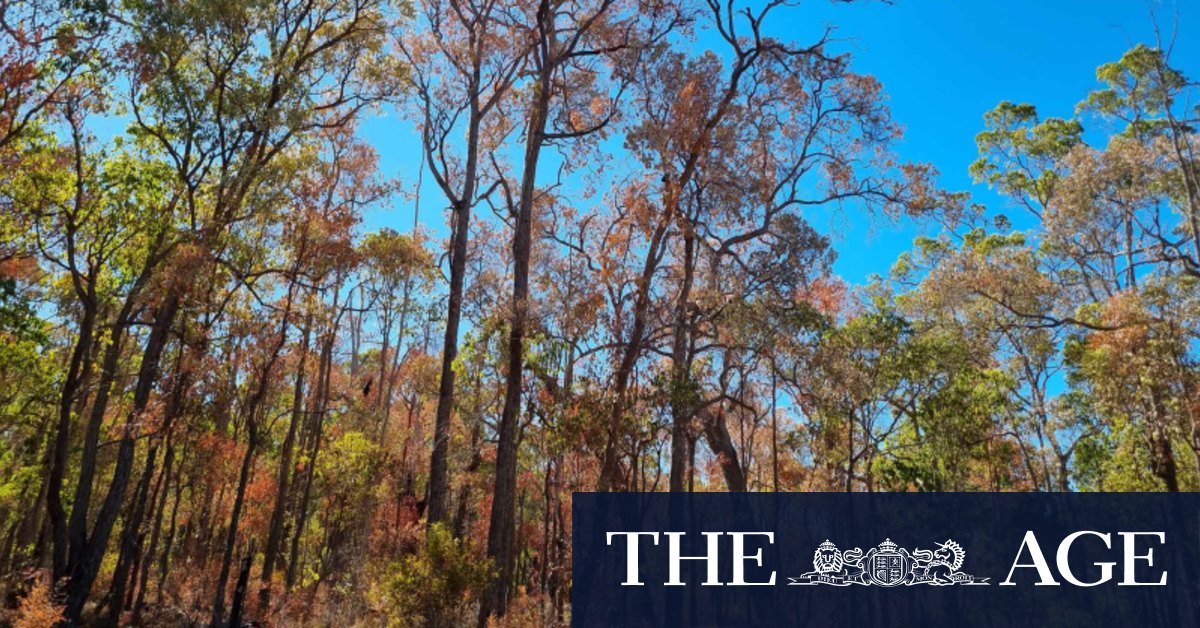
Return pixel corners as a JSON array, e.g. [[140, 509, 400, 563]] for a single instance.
[[395, 0, 527, 527], [480, 0, 678, 619]]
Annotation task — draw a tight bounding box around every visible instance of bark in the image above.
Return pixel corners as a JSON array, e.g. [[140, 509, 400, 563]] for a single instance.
[[131, 441, 174, 625], [15, 432, 52, 569], [227, 539, 256, 628], [597, 218, 671, 491], [210, 423, 258, 627], [597, 1, 766, 490], [66, 311, 128, 569], [771, 369, 779, 492], [103, 443, 156, 626], [47, 299, 96, 581], [107, 350, 190, 624], [155, 463, 184, 604], [48, 109, 102, 582], [1148, 386, 1180, 492], [65, 293, 179, 625], [481, 1, 551, 618], [668, 231, 697, 492], [701, 408, 748, 492], [286, 318, 335, 589], [451, 421, 484, 539], [260, 308, 311, 607], [426, 114, 481, 527]]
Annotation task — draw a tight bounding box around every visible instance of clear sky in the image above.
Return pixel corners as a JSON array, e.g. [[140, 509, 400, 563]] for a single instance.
[[357, 0, 1200, 286]]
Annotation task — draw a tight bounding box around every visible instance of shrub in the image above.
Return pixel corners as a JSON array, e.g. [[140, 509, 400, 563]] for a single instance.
[[13, 571, 63, 628], [371, 523, 493, 627]]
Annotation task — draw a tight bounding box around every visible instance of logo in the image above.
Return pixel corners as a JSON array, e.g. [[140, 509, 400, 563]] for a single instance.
[[789, 538, 988, 586], [578, 495, 1186, 626]]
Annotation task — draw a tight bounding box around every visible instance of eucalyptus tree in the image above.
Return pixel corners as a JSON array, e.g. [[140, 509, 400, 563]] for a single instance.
[[479, 0, 681, 619], [394, 0, 527, 527], [596, 0, 954, 492]]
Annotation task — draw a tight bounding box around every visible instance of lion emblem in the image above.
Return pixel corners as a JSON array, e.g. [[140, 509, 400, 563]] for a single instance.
[[813, 540, 843, 574], [800, 540, 865, 583]]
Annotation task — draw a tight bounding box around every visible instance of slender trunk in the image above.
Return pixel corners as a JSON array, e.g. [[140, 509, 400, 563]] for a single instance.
[[539, 458, 552, 599], [50, 111, 101, 582], [1148, 386, 1180, 492], [771, 369, 779, 492], [214, 286, 295, 624], [668, 231, 697, 492], [108, 350, 190, 624], [155, 462, 183, 604], [482, 11, 551, 619], [376, 304, 393, 439], [64, 292, 178, 625], [598, 219, 671, 491], [260, 308, 311, 606], [47, 299, 96, 581], [687, 434, 696, 492], [64, 231, 164, 585], [132, 442, 173, 625], [211, 421, 258, 627], [427, 113, 481, 526], [103, 443, 157, 626], [384, 261, 414, 440], [66, 300, 135, 574], [451, 421, 483, 538], [287, 322, 335, 589], [846, 411, 855, 493], [17, 429, 52, 569], [227, 539, 256, 628]]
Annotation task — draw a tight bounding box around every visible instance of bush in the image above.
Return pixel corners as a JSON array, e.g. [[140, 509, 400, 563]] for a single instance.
[[371, 523, 494, 627], [13, 571, 63, 628]]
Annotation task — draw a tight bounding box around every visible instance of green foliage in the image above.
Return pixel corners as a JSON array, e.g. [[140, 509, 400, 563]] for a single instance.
[[970, 101, 1083, 205], [1079, 44, 1187, 138], [0, 276, 55, 562], [370, 523, 494, 627], [0, 278, 46, 344]]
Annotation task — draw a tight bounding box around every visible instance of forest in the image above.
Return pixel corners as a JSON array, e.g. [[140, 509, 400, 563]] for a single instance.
[[0, 0, 1198, 625]]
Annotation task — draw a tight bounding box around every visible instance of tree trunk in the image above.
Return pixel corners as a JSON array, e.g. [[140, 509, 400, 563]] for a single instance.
[[103, 442, 158, 626], [481, 9, 551, 619], [211, 421, 258, 627], [155, 462, 184, 605], [598, 219, 671, 491], [260, 309, 311, 607], [108, 348, 191, 624], [132, 441, 174, 625], [47, 298, 96, 581], [214, 287, 296, 624], [65, 293, 179, 625], [668, 230, 697, 492], [427, 95, 485, 528], [701, 409, 748, 492], [287, 320, 335, 589], [1148, 386, 1180, 492], [227, 539, 256, 628]]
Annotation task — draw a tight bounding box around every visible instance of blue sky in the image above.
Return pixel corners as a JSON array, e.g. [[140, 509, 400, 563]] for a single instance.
[[358, 0, 1200, 286]]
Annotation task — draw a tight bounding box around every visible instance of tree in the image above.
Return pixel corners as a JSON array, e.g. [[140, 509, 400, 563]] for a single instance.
[[395, 0, 527, 528], [480, 0, 679, 619]]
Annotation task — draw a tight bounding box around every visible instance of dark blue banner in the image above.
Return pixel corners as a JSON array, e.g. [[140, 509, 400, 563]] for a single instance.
[[572, 493, 1200, 627]]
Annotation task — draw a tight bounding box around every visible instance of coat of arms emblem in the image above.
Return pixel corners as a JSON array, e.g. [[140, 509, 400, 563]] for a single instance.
[[789, 538, 988, 586]]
